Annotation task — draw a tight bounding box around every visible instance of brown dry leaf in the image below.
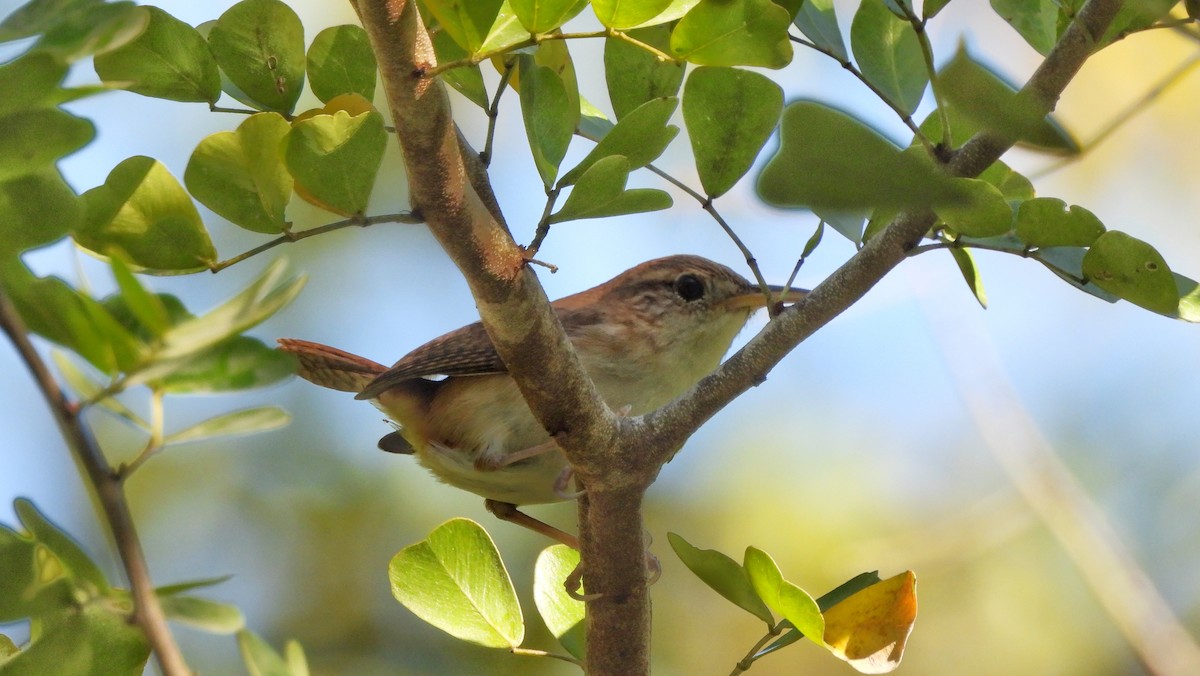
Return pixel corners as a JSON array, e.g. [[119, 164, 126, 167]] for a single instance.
[[821, 570, 917, 674]]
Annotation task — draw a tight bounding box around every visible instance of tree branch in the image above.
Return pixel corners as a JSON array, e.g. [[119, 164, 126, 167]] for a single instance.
[[643, 0, 1123, 454], [0, 289, 188, 675]]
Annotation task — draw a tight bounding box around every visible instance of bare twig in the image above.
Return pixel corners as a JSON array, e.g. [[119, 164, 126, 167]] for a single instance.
[[0, 290, 189, 675], [209, 212, 421, 273], [479, 59, 516, 167], [729, 622, 786, 676]]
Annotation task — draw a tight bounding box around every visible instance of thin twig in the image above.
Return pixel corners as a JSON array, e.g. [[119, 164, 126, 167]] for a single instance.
[[117, 388, 165, 480], [209, 212, 421, 273], [510, 647, 584, 666], [527, 188, 561, 254], [0, 289, 189, 675], [480, 59, 516, 167], [789, 34, 935, 154], [897, 0, 953, 148], [729, 622, 786, 676]]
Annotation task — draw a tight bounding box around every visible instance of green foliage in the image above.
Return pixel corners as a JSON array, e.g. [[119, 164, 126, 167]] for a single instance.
[[758, 102, 968, 210], [93, 6, 220, 103], [850, 0, 927, 115], [237, 630, 309, 676], [667, 532, 774, 625], [550, 156, 672, 223], [560, 96, 679, 187], [670, 0, 793, 68], [185, 113, 293, 234], [604, 25, 684, 120], [936, 178, 1013, 238], [533, 545, 586, 660], [306, 25, 377, 103], [682, 67, 782, 198], [793, 0, 848, 61], [389, 518, 524, 648], [519, 54, 577, 188], [208, 0, 305, 113], [283, 108, 386, 216]]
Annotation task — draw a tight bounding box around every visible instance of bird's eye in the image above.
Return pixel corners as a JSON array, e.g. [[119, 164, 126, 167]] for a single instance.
[[673, 274, 705, 301]]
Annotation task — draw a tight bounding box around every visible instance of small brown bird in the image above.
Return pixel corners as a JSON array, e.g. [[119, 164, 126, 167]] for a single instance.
[[279, 255, 805, 542]]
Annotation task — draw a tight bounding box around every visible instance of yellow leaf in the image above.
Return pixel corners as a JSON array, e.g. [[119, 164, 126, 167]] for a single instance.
[[822, 571, 917, 674]]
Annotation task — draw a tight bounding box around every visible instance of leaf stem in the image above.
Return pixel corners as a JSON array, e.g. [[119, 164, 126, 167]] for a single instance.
[[897, 1, 954, 148], [510, 647, 584, 666], [209, 212, 422, 273], [0, 289, 189, 675], [480, 58, 516, 167], [527, 187, 562, 254], [118, 388, 165, 480], [729, 621, 787, 676]]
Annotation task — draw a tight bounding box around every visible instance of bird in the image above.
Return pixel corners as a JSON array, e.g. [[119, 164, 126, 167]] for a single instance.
[[278, 255, 806, 544]]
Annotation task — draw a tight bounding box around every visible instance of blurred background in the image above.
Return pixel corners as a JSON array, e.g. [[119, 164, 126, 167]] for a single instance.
[[2, 0, 1199, 673]]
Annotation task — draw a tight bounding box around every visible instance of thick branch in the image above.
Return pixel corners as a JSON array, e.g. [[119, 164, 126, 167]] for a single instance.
[[0, 290, 188, 675], [643, 0, 1123, 453], [352, 0, 617, 467]]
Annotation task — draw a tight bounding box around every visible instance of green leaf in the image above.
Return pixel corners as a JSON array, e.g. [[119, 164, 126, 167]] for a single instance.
[[185, 112, 292, 234], [518, 55, 576, 188], [550, 155, 672, 223], [0, 603, 150, 674], [812, 208, 867, 245], [533, 545, 586, 660], [110, 258, 170, 337], [628, 0, 704, 28], [238, 630, 308, 676], [802, 220, 825, 258], [163, 406, 290, 445], [593, 0, 674, 29], [160, 595, 246, 634], [430, 29, 489, 109], [50, 350, 148, 428], [935, 178, 1013, 237], [424, 0, 505, 53], [208, 0, 305, 113], [978, 161, 1035, 202], [758, 101, 967, 210], [283, 109, 387, 216], [14, 498, 109, 595], [1082, 231, 1178, 315], [1015, 198, 1105, 248], [26, 2, 149, 63], [0, 0, 102, 43], [93, 6, 220, 103], [937, 46, 1077, 153], [477, 1, 530, 53], [604, 24, 685, 120], [1034, 246, 1119, 303], [0, 261, 146, 374], [121, 259, 304, 385], [77, 156, 216, 273], [793, 0, 848, 61], [0, 168, 80, 257], [0, 108, 94, 182], [1174, 274, 1200, 322], [389, 518, 524, 648], [158, 338, 297, 393], [306, 25, 377, 103], [511, 0, 587, 32], [0, 633, 17, 658], [989, 0, 1064, 56], [667, 533, 774, 625], [155, 575, 235, 596], [743, 547, 825, 646], [0, 522, 54, 623], [850, 0, 927, 116], [1103, 0, 1177, 45], [683, 66, 782, 198], [0, 53, 69, 116], [671, 0, 793, 68], [560, 96, 679, 186], [950, 247, 988, 309]]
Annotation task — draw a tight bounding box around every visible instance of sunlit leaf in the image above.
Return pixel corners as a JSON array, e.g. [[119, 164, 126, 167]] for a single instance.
[[424, 0, 504, 53], [430, 29, 488, 109], [533, 545, 585, 660], [14, 498, 109, 595], [850, 0, 927, 115], [93, 6, 220, 103], [822, 571, 917, 674], [671, 0, 792, 68], [389, 518, 524, 648], [950, 247, 988, 309], [284, 106, 386, 216], [208, 0, 305, 113], [935, 178, 1013, 238], [158, 337, 297, 393], [0, 603, 150, 674], [683, 66, 782, 198], [306, 25, 377, 103], [511, 0, 588, 32], [668, 533, 774, 625], [743, 547, 825, 646], [160, 595, 246, 634], [518, 54, 576, 188], [22, 2, 148, 63], [604, 24, 684, 120], [109, 258, 169, 337], [77, 156, 216, 273], [163, 406, 290, 445], [186, 112, 292, 234], [593, 0, 674, 29], [238, 629, 308, 676], [550, 155, 672, 223], [50, 350, 147, 428], [0, 108, 94, 182], [560, 96, 679, 187]]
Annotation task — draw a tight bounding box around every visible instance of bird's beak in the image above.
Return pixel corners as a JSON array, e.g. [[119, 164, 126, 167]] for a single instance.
[[725, 284, 809, 310]]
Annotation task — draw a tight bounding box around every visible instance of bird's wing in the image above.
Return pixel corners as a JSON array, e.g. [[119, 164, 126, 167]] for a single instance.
[[277, 338, 388, 393], [356, 321, 507, 399]]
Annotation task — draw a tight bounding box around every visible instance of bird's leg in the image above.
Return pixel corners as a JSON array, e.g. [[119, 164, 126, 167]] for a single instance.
[[553, 467, 584, 500], [484, 499, 579, 549], [475, 440, 559, 471]]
